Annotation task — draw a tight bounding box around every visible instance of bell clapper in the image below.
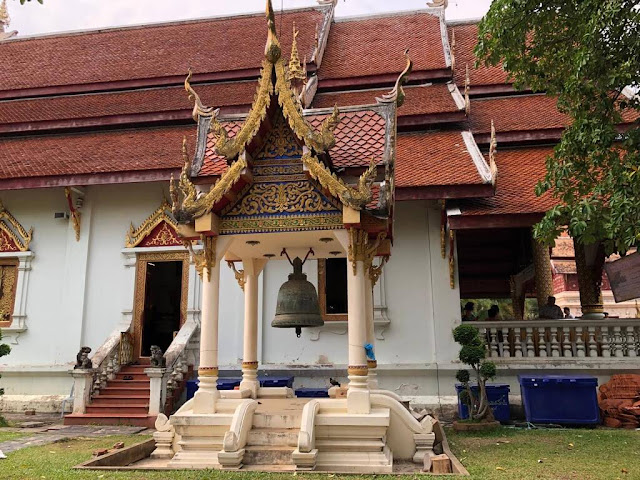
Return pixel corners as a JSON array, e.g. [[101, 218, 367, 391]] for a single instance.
[[296, 327, 302, 338]]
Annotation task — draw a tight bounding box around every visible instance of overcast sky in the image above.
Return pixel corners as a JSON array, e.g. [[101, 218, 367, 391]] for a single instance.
[[7, 0, 492, 37]]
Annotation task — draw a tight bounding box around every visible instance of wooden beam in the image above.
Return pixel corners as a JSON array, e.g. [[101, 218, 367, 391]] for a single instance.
[[396, 184, 494, 201], [449, 213, 545, 230]]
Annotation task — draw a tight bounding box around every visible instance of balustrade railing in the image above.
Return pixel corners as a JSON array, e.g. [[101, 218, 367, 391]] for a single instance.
[[90, 328, 132, 396], [163, 320, 199, 407], [470, 319, 640, 360]]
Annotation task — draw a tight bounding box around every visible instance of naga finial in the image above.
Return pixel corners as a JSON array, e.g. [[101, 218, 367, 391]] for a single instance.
[[464, 63, 470, 116], [185, 69, 215, 121], [0, 0, 10, 31], [265, 0, 281, 63], [489, 120, 498, 185], [382, 49, 413, 107]]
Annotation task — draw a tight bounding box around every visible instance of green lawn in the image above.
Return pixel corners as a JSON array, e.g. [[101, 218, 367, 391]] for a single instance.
[[0, 431, 24, 443], [0, 428, 637, 479]]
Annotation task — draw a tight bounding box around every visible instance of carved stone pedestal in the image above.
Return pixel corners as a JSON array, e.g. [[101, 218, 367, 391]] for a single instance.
[[69, 368, 94, 414]]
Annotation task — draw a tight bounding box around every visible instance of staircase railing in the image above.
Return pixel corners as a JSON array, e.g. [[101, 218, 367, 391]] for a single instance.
[[90, 327, 132, 396], [160, 319, 199, 413]]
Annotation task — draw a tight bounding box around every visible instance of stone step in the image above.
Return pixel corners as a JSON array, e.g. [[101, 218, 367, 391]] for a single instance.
[[315, 438, 385, 452], [107, 380, 150, 388], [91, 395, 149, 405], [252, 412, 301, 429], [63, 413, 156, 428], [243, 445, 295, 466], [247, 428, 299, 447], [85, 404, 149, 415], [98, 387, 150, 396], [119, 365, 150, 373], [114, 372, 148, 380]]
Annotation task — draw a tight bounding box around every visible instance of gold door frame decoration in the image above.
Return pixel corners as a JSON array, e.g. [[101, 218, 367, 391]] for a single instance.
[[0, 258, 18, 328], [132, 251, 189, 359]]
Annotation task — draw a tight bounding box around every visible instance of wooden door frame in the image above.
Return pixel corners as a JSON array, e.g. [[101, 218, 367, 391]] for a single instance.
[[132, 251, 189, 360]]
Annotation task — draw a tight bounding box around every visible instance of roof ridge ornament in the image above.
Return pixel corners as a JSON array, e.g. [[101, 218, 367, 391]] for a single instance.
[[489, 120, 498, 186], [288, 22, 306, 83], [184, 69, 217, 121], [381, 49, 413, 107], [265, 0, 281, 63], [464, 63, 471, 116], [450, 29, 456, 74], [427, 0, 448, 8]]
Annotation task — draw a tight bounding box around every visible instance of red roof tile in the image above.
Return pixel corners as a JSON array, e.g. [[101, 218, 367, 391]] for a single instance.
[[0, 82, 256, 126], [449, 23, 509, 87], [0, 9, 323, 94], [319, 13, 447, 82], [198, 109, 386, 176], [470, 94, 567, 134], [396, 131, 485, 188], [459, 147, 556, 215], [0, 126, 191, 179], [313, 84, 461, 117]]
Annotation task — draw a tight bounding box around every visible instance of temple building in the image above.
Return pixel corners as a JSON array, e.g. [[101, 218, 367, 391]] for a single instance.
[[0, 0, 638, 460]]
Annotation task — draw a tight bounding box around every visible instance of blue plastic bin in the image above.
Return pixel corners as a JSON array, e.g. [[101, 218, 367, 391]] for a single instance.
[[455, 383, 511, 423], [519, 375, 599, 425], [186, 379, 199, 400], [295, 388, 330, 398], [218, 377, 242, 390]]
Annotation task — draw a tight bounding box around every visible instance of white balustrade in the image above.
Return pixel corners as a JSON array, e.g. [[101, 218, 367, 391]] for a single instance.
[[468, 318, 640, 360]]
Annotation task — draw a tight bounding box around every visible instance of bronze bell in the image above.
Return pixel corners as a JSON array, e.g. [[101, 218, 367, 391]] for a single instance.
[[272, 257, 324, 337]]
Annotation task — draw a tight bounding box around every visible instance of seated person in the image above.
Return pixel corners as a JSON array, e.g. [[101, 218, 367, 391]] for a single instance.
[[462, 301, 476, 321], [539, 296, 564, 319], [486, 304, 501, 321], [563, 307, 574, 319]]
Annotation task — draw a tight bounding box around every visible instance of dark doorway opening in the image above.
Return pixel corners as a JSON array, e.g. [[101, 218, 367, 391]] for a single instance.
[[325, 258, 348, 314], [141, 260, 183, 357]]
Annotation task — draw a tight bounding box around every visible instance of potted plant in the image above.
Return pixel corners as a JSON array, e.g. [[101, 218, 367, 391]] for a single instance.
[[452, 324, 499, 431]]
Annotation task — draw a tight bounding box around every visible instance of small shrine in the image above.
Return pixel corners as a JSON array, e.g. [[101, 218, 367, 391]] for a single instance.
[[154, 0, 437, 472]]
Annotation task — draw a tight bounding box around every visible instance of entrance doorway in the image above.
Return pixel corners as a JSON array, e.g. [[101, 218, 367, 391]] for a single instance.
[[133, 252, 189, 360]]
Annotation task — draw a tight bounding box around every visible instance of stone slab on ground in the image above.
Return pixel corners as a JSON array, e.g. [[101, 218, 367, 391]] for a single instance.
[[0, 425, 146, 454]]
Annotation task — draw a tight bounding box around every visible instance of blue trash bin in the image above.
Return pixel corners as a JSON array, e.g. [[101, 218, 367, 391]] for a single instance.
[[295, 387, 330, 398], [519, 375, 599, 425], [259, 376, 294, 388], [217, 377, 242, 390], [455, 383, 511, 423], [186, 379, 199, 400]]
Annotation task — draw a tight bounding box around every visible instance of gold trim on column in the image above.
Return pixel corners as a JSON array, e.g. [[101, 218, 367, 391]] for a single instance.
[[369, 257, 387, 287], [449, 229, 456, 289], [242, 361, 259, 370], [367, 360, 377, 369], [132, 251, 190, 360], [64, 187, 82, 242], [183, 235, 216, 281], [198, 367, 219, 377], [347, 228, 385, 276], [348, 365, 369, 376], [440, 200, 446, 259]]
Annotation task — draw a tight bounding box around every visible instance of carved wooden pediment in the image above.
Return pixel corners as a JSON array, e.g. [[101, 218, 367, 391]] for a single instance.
[[125, 200, 182, 248], [0, 201, 33, 252]]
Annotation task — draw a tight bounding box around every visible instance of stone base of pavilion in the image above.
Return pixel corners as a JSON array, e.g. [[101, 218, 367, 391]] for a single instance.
[[135, 387, 446, 474]]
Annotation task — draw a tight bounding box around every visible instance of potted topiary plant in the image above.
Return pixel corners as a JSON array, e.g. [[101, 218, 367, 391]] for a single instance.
[[452, 324, 499, 431]]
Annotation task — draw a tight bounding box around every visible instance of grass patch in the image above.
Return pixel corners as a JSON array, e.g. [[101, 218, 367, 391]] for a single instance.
[[447, 426, 640, 480], [0, 428, 637, 479], [0, 431, 24, 443]]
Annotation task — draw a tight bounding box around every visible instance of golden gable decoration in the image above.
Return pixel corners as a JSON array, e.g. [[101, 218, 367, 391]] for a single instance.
[[125, 199, 181, 248], [0, 201, 33, 252]]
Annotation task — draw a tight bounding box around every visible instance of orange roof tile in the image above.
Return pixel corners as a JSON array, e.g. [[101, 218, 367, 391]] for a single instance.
[[319, 13, 447, 82], [0, 126, 191, 180], [313, 84, 462, 117], [449, 22, 509, 87], [0, 82, 256, 126], [470, 94, 567, 134], [459, 147, 556, 215], [396, 131, 486, 188], [0, 9, 323, 94]]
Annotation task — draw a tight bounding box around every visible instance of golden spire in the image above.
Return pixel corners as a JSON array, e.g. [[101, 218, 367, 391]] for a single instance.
[[450, 29, 456, 74], [265, 0, 281, 63], [489, 120, 498, 185], [0, 0, 10, 31], [464, 63, 470, 116], [288, 22, 306, 83]]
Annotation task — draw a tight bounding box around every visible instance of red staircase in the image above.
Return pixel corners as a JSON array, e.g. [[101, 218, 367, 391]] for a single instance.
[[64, 364, 156, 428]]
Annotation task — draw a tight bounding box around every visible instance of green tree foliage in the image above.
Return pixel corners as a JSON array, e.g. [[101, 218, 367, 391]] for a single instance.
[[0, 329, 10, 396], [453, 324, 496, 422], [476, 0, 640, 255]]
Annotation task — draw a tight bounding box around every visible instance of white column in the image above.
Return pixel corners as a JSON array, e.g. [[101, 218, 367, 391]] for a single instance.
[[364, 274, 378, 389], [193, 260, 221, 414], [240, 259, 267, 398]]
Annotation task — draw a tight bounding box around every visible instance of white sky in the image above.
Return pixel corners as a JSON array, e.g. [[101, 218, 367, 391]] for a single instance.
[[7, 0, 492, 37]]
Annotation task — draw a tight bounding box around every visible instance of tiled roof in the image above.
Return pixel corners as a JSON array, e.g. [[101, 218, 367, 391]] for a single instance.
[[198, 109, 386, 176], [470, 94, 567, 134], [459, 147, 556, 215], [449, 23, 510, 87], [313, 84, 462, 117], [396, 131, 485, 188], [319, 13, 447, 82], [0, 81, 257, 126], [0, 126, 191, 179], [0, 9, 323, 94]]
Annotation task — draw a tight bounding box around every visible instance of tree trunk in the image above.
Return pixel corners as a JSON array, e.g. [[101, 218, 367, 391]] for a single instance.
[[574, 239, 606, 318]]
